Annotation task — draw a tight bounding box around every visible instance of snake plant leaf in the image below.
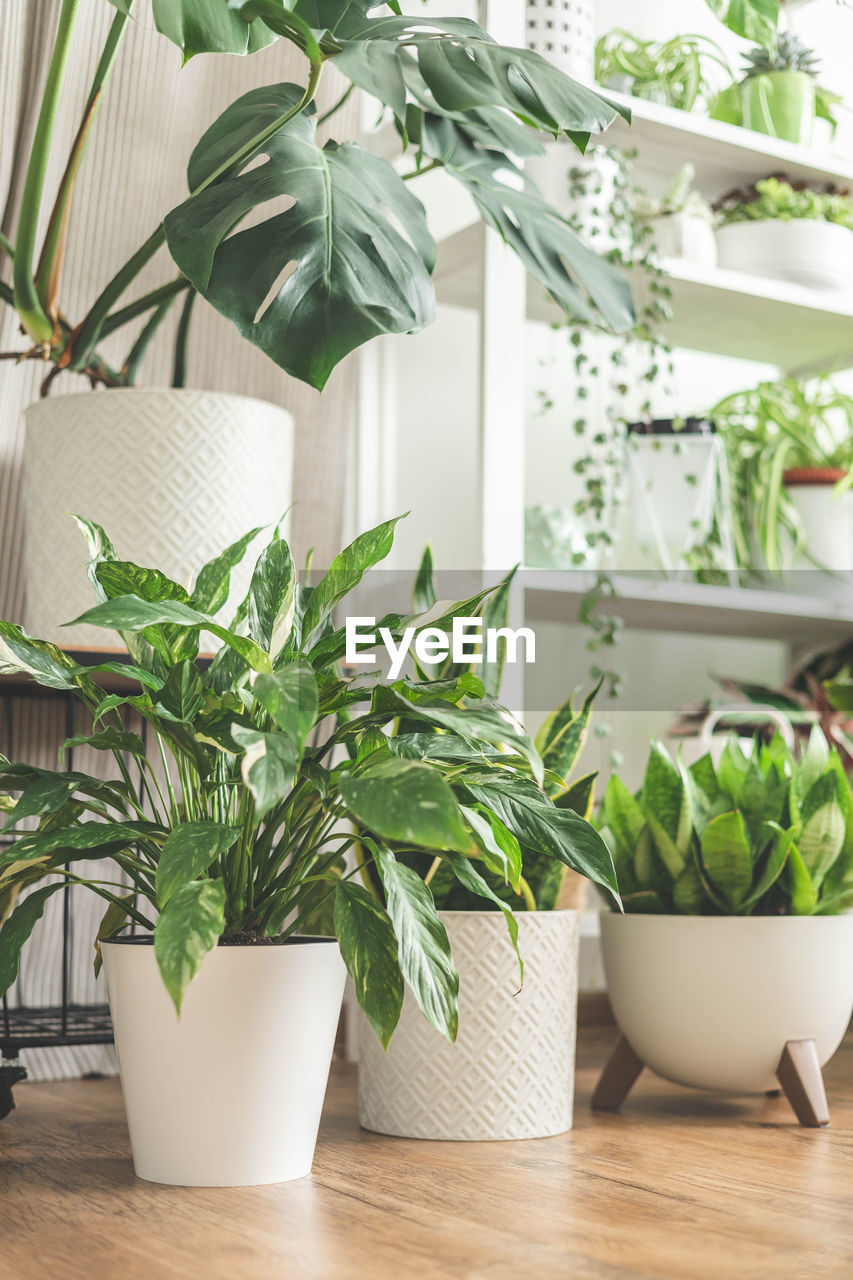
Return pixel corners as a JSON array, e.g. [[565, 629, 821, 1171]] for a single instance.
[[155, 822, 241, 908], [340, 757, 475, 854], [165, 84, 437, 390], [368, 841, 459, 1042], [700, 810, 754, 911], [154, 878, 227, 1013], [790, 724, 831, 823], [191, 527, 265, 615], [796, 772, 847, 889], [786, 841, 818, 915], [740, 821, 797, 913], [704, 0, 777, 47], [0, 883, 66, 999], [248, 539, 295, 659], [421, 115, 633, 332], [107, 0, 278, 58], [442, 850, 522, 982], [603, 774, 646, 859], [301, 516, 404, 649], [642, 743, 691, 878], [253, 665, 318, 755], [334, 880, 403, 1048], [673, 860, 705, 914], [232, 724, 299, 817], [556, 771, 597, 820], [536, 681, 600, 794]]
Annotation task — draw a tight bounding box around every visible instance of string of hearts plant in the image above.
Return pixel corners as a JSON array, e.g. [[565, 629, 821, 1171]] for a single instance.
[[0, 0, 634, 396]]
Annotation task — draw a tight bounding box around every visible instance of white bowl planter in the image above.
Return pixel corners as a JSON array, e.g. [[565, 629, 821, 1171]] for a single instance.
[[358, 910, 579, 1141], [598, 914, 853, 1112], [102, 937, 346, 1186], [715, 219, 853, 292], [644, 213, 717, 268], [23, 388, 294, 647]]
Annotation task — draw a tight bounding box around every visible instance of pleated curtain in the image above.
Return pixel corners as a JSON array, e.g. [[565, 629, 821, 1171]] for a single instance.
[[0, 0, 358, 1078]]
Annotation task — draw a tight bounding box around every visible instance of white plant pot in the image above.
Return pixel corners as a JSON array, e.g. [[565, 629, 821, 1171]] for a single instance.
[[600, 914, 853, 1093], [645, 213, 717, 268], [618, 431, 722, 572], [525, 0, 594, 82], [715, 219, 853, 292], [787, 481, 853, 571], [102, 937, 346, 1186], [23, 388, 294, 647], [526, 147, 631, 258], [357, 910, 579, 1141]]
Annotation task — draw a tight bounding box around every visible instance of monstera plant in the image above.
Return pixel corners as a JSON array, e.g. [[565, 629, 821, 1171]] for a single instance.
[[1, 0, 635, 392]]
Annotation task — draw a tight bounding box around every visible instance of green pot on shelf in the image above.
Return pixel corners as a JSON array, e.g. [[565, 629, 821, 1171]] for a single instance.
[[741, 70, 815, 145]]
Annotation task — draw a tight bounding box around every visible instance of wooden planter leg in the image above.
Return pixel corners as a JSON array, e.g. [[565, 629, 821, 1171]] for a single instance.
[[776, 1040, 830, 1128], [591, 1034, 645, 1112]]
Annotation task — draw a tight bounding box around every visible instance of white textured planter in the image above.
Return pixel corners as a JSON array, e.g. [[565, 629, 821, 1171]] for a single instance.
[[715, 219, 853, 292], [786, 482, 853, 571], [102, 937, 346, 1186], [644, 213, 717, 268], [525, 0, 594, 82], [600, 914, 853, 1093], [358, 910, 579, 1141], [23, 388, 294, 647]]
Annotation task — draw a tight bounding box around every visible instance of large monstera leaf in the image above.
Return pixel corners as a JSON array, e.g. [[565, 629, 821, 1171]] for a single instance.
[[107, 0, 278, 58], [164, 84, 437, 389]]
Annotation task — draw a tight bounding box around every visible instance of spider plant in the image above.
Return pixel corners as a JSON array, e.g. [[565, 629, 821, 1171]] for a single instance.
[[594, 30, 731, 112]]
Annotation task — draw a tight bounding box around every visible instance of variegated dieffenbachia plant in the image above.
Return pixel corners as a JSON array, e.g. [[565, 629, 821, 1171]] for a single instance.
[[601, 730, 853, 915], [0, 516, 619, 1048]]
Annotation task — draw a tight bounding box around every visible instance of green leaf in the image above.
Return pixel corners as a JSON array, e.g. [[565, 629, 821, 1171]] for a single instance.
[[556, 771, 597, 820], [741, 821, 796, 913], [232, 724, 298, 816], [536, 682, 599, 794], [302, 516, 404, 647], [704, 0, 777, 46], [191, 526, 265, 614], [642, 743, 690, 878], [154, 878, 226, 1013], [253, 664, 318, 754], [93, 893, 136, 978], [0, 884, 66, 997], [672, 861, 705, 913], [603, 774, 646, 858], [120, 0, 278, 58], [460, 804, 522, 889], [0, 821, 160, 876], [155, 822, 240, 907], [334, 880, 403, 1048], [413, 546, 436, 615], [0, 622, 81, 691], [248, 539, 295, 658], [787, 842, 818, 916], [700, 810, 754, 911], [165, 85, 436, 390], [442, 850, 522, 983], [340, 757, 475, 854], [369, 842, 458, 1042], [156, 661, 206, 723], [797, 779, 846, 890], [2, 775, 77, 832], [60, 727, 146, 767], [391, 689, 544, 787]]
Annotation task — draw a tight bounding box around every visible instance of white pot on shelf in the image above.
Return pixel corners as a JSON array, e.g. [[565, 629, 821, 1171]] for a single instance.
[[525, 0, 595, 82], [715, 219, 853, 292], [102, 937, 346, 1186], [22, 388, 294, 647], [644, 213, 717, 268], [600, 914, 853, 1094], [357, 910, 579, 1141], [784, 468, 853, 571]]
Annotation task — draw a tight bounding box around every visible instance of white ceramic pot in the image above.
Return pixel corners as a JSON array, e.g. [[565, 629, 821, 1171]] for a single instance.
[[715, 219, 853, 292], [525, 0, 594, 82], [600, 914, 853, 1093], [645, 213, 717, 268], [23, 388, 294, 647], [358, 910, 579, 1141], [102, 937, 346, 1186], [786, 478, 853, 571]]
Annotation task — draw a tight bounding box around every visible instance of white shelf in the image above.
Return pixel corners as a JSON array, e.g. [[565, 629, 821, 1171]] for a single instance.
[[599, 90, 853, 196], [435, 224, 853, 374], [524, 571, 853, 644]]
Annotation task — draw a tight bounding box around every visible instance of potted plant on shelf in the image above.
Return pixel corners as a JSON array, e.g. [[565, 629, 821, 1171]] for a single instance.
[[357, 552, 611, 1142], [0, 516, 618, 1184], [739, 33, 820, 144], [634, 164, 717, 267], [709, 374, 853, 574], [713, 176, 853, 291], [594, 732, 853, 1127], [1, 0, 633, 644], [593, 30, 731, 110]]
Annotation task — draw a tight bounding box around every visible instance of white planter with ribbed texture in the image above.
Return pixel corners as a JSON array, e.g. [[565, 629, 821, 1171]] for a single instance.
[[525, 0, 594, 82], [22, 388, 294, 646], [358, 910, 579, 1141], [102, 937, 346, 1186], [600, 914, 853, 1094]]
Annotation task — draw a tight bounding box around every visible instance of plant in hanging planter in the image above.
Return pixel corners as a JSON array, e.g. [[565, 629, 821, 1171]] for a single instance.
[[714, 175, 853, 292], [593, 30, 732, 111], [706, 374, 853, 574], [356, 549, 610, 1141], [0, 0, 634, 644], [0, 515, 619, 1184], [593, 732, 853, 1125], [634, 164, 717, 267]]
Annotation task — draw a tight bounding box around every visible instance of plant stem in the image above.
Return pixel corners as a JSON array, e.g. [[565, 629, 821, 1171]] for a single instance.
[[70, 58, 324, 370], [122, 292, 178, 384], [171, 288, 196, 388], [316, 82, 354, 126], [402, 159, 442, 181], [101, 277, 188, 338], [13, 0, 81, 345]]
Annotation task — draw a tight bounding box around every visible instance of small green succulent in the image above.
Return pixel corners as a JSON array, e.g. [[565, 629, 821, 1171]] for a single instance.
[[742, 33, 820, 78], [601, 730, 853, 916]]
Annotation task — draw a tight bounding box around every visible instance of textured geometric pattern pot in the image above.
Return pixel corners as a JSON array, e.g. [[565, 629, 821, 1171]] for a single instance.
[[358, 910, 579, 1141], [23, 388, 294, 646]]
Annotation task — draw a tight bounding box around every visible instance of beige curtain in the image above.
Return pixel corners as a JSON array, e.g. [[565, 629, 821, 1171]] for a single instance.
[[0, 0, 358, 1078]]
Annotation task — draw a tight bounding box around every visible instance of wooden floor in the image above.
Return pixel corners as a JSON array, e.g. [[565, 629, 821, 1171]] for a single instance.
[[3, 1026, 853, 1280]]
